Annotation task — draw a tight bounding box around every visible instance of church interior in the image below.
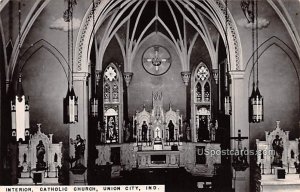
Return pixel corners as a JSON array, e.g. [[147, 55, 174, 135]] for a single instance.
[[0, 0, 300, 191]]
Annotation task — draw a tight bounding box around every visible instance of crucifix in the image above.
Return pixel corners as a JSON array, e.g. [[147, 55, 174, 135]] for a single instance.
[[155, 128, 160, 139], [230, 129, 249, 171], [144, 46, 170, 71], [230, 129, 248, 150], [142, 45, 172, 76]]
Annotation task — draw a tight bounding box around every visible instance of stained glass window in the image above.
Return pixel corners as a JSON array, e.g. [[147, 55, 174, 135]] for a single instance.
[[196, 82, 202, 102], [193, 62, 212, 143], [104, 83, 110, 102], [112, 83, 119, 101], [194, 63, 211, 103], [204, 82, 210, 102], [104, 66, 117, 81], [103, 63, 122, 144], [196, 65, 210, 81]]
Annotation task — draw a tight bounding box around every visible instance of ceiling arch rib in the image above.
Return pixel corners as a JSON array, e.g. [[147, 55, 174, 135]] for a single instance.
[[197, 0, 234, 70], [105, 0, 140, 42], [96, 0, 222, 72], [179, 0, 218, 68], [97, 10, 118, 67], [80, 0, 242, 73], [164, 0, 184, 49], [0, 0, 9, 13], [205, 0, 242, 70], [114, 33, 126, 67], [97, 0, 141, 70], [109, 1, 142, 36], [195, 10, 218, 69], [8, 0, 51, 82], [169, 1, 215, 70], [84, 0, 126, 69], [128, 0, 150, 54], [130, 17, 184, 70]]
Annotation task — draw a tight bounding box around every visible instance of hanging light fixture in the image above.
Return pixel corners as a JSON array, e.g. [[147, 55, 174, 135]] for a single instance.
[[63, 0, 78, 124], [11, 1, 30, 141], [11, 75, 30, 141], [249, 0, 263, 123], [224, 61, 231, 115], [224, 0, 232, 116], [89, 0, 99, 118]]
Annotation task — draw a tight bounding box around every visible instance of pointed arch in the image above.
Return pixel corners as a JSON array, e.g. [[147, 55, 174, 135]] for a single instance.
[[245, 36, 300, 86], [102, 62, 124, 143], [75, 0, 242, 73], [191, 62, 212, 142], [17, 39, 69, 80]]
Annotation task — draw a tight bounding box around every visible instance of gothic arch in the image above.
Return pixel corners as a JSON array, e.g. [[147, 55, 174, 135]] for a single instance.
[[16, 39, 69, 79], [75, 0, 243, 73], [245, 36, 300, 86], [7, 0, 52, 82]]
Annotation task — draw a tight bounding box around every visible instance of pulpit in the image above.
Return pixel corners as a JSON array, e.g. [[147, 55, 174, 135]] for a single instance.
[[18, 124, 63, 185], [256, 121, 300, 192]]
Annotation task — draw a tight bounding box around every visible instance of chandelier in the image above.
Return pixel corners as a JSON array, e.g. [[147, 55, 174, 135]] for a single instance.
[[224, 0, 231, 116], [63, 0, 78, 124], [249, 0, 263, 123], [11, 1, 30, 142], [90, 0, 99, 118]]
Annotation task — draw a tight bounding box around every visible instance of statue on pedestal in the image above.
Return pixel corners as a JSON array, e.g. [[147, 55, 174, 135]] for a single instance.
[[142, 121, 148, 141], [69, 134, 86, 174], [272, 135, 283, 166], [168, 120, 175, 141], [210, 120, 216, 142], [36, 140, 46, 170]]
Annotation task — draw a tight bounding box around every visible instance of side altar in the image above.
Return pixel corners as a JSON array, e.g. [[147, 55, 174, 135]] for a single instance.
[[18, 124, 63, 185], [256, 121, 300, 192]]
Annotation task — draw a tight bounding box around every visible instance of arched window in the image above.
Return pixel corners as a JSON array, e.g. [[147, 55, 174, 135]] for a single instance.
[[196, 82, 202, 102], [194, 63, 211, 103], [204, 82, 210, 102], [192, 62, 212, 142], [103, 63, 123, 143]]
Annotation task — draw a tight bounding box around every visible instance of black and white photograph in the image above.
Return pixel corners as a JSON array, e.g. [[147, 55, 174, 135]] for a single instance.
[[0, 0, 299, 192]]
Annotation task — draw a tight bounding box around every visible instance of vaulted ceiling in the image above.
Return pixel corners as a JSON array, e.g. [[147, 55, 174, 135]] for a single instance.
[[93, 0, 223, 72]]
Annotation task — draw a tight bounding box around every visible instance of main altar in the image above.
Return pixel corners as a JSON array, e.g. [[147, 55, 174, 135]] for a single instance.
[[133, 92, 182, 149], [96, 92, 221, 177]]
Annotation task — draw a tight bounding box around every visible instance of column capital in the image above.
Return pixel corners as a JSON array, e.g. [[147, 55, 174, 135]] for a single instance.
[[181, 71, 191, 86], [73, 72, 89, 81], [229, 70, 245, 79]]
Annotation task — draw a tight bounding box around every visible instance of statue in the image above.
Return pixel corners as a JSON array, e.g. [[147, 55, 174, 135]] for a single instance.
[[272, 135, 283, 166], [198, 116, 209, 141], [125, 122, 131, 142], [36, 140, 46, 170], [142, 121, 148, 141], [186, 121, 191, 141], [23, 153, 27, 163], [168, 120, 175, 141], [70, 134, 85, 166], [210, 120, 216, 142], [107, 116, 117, 141], [22, 153, 28, 172]]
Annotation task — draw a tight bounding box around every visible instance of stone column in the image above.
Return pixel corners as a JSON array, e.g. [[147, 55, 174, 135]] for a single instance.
[[229, 71, 249, 192], [69, 72, 89, 185]]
